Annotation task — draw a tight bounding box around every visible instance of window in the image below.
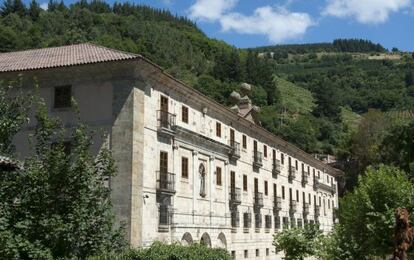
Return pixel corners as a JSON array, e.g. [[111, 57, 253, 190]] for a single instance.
[[256, 249, 259, 257], [309, 193, 311, 204], [263, 145, 267, 157], [266, 248, 270, 256], [244, 250, 248, 258], [216, 167, 222, 186], [54, 85, 71, 108], [328, 199, 331, 209], [281, 153, 285, 164], [231, 251, 236, 258], [282, 186, 285, 199], [295, 160, 298, 170], [243, 213, 251, 228], [216, 122, 221, 137], [181, 157, 188, 179], [265, 215, 272, 228], [243, 175, 248, 191], [273, 183, 277, 197], [273, 149, 276, 160], [275, 216, 281, 229], [242, 135, 247, 149], [181, 106, 189, 123], [318, 171, 321, 179], [296, 190, 299, 202], [264, 181, 268, 196], [160, 151, 168, 172]]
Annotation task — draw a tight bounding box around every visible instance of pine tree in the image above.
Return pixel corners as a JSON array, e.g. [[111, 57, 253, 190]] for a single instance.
[[28, 0, 41, 20]]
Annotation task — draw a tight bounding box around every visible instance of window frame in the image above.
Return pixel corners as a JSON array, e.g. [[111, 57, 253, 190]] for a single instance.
[[181, 105, 189, 124], [53, 85, 72, 109], [181, 157, 189, 179]]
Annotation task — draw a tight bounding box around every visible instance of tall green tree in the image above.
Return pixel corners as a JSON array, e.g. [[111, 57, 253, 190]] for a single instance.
[[0, 99, 125, 258], [339, 165, 414, 258]]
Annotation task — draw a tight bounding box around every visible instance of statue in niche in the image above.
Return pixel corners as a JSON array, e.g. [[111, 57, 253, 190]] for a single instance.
[[199, 163, 206, 197]]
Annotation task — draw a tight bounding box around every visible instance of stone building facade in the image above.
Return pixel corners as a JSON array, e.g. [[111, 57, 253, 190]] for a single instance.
[[0, 44, 343, 259]]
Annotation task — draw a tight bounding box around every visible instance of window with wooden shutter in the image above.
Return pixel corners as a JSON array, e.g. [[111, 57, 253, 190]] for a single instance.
[[181, 157, 188, 179], [181, 106, 189, 123]]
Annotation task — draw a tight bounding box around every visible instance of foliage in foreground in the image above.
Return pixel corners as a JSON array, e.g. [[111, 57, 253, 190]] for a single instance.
[[90, 242, 232, 260], [334, 165, 414, 259], [273, 224, 322, 260], [0, 97, 125, 259]]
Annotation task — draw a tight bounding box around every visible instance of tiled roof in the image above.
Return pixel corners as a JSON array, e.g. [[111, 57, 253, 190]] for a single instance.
[[0, 43, 140, 73]]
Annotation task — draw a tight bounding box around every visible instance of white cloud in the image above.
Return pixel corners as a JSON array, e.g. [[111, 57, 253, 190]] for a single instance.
[[188, 0, 313, 43], [40, 2, 48, 10], [189, 0, 238, 21], [323, 0, 411, 24], [220, 6, 313, 43]]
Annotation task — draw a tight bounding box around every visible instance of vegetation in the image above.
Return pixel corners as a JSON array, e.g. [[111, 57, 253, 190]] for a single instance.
[[90, 242, 232, 260], [2, 0, 413, 160], [0, 84, 125, 259], [273, 224, 322, 260]]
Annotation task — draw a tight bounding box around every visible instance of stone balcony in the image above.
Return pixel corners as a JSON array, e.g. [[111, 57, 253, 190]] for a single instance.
[[288, 166, 297, 182], [157, 110, 176, 137], [229, 187, 242, 206], [254, 192, 264, 209], [253, 151, 263, 169], [273, 196, 282, 212], [156, 171, 176, 195], [313, 179, 336, 194], [272, 159, 281, 178], [228, 140, 241, 160]]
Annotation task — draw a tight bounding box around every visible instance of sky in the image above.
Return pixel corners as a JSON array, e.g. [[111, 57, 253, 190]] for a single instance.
[[33, 0, 414, 51]]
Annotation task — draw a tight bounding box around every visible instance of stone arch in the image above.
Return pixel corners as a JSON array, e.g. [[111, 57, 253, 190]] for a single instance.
[[200, 232, 211, 247], [217, 232, 227, 249], [181, 232, 193, 246]]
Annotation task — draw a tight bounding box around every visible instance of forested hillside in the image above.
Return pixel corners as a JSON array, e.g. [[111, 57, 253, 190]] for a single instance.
[[1, 0, 414, 179]]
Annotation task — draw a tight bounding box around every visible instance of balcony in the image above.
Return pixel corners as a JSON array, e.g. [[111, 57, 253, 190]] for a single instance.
[[231, 210, 240, 229], [254, 192, 264, 209], [303, 203, 310, 216], [289, 200, 297, 214], [302, 172, 309, 186], [229, 187, 242, 206], [273, 196, 282, 212], [229, 140, 241, 160], [315, 205, 321, 217], [156, 171, 176, 195], [313, 179, 336, 194], [253, 151, 263, 169], [272, 159, 281, 178], [158, 205, 171, 232], [288, 166, 297, 182], [157, 110, 176, 137]]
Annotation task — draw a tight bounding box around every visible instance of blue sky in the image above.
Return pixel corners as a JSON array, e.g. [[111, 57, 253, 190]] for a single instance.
[[34, 0, 414, 51]]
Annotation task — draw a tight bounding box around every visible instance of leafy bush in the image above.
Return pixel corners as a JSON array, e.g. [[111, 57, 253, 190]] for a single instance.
[[90, 242, 232, 260], [273, 224, 322, 260]]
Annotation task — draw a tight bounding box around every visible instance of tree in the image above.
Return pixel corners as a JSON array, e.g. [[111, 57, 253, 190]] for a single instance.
[[273, 224, 322, 260], [338, 165, 414, 258], [28, 0, 41, 20], [381, 121, 414, 177], [405, 71, 414, 87], [0, 80, 32, 155], [0, 99, 126, 258]]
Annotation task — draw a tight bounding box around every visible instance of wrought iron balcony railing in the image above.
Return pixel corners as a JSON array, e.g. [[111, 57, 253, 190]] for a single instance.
[[315, 205, 321, 217], [313, 179, 336, 194], [157, 110, 176, 135], [156, 171, 176, 194], [229, 140, 241, 160], [254, 192, 264, 209], [273, 196, 282, 212], [289, 200, 297, 214], [302, 172, 309, 186], [289, 166, 297, 181], [272, 159, 281, 178], [229, 187, 242, 206], [303, 203, 310, 216], [253, 151, 263, 168]]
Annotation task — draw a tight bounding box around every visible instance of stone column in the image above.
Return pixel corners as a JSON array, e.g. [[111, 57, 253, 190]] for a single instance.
[[209, 155, 215, 226], [224, 160, 229, 226], [192, 150, 198, 224]]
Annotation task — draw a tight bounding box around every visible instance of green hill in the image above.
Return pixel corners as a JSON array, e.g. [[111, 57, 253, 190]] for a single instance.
[[1, 0, 413, 156]]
